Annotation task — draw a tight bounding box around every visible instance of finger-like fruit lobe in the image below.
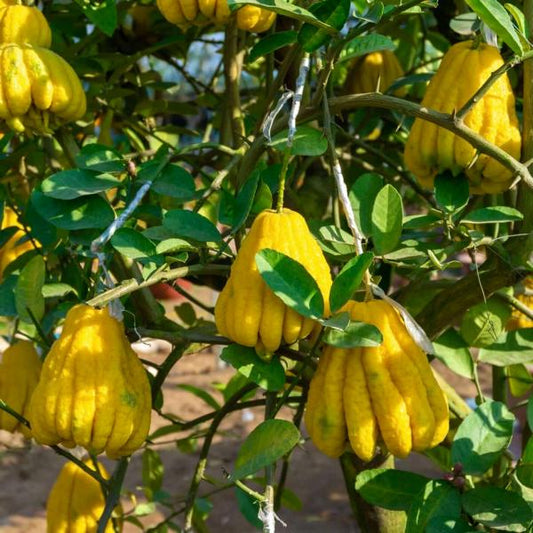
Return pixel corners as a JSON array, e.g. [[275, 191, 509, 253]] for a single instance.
[[0, 43, 86, 134], [345, 50, 405, 96], [215, 208, 332, 355], [157, 0, 275, 32], [0, 207, 36, 280], [0, 341, 41, 437], [507, 277, 533, 331], [404, 40, 521, 195], [46, 459, 121, 533], [0, 5, 52, 47], [28, 304, 152, 459], [305, 299, 449, 461]]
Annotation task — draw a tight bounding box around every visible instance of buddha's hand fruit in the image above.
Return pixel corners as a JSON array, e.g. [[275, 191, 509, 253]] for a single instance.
[[345, 50, 405, 96], [0, 4, 52, 47], [305, 299, 449, 461], [0, 340, 41, 437], [28, 304, 152, 459], [0, 43, 86, 134], [215, 208, 332, 355], [0, 207, 38, 280], [507, 276, 533, 331], [46, 458, 121, 533], [404, 40, 521, 195]]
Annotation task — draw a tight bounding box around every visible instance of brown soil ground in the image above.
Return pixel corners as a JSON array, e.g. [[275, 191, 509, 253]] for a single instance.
[[0, 296, 498, 533]]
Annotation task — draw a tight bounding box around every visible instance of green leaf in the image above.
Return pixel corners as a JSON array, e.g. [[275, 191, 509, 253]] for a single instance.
[[31, 190, 115, 230], [462, 486, 532, 531], [339, 34, 395, 64], [111, 228, 157, 260], [505, 3, 527, 36], [15, 255, 45, 324], [321, 311, 350, 331], [0, 276, 17, 316], [371, 184, 403, 255], [163, 210, 221, 242], [406, 481, 462, 533], [349, 173, 384, 238], [434, 172, 469, 214], [451, 400, 515, 475], [298, 0, 349, 52], [449, 12, 479, 35], [177, 384, 221, 410], [528, 395, 533, 431], [235, 487, 263, 530], [516, 437, 533, 488], [464, 0, 524, 55], [220, 344, 285, 391], [323, 320, 382, 348], [41, 170, 120, 200], [462, 206, 524, 224], [478, 328, 533, 366], [142, 449, 164, 499], [433, 329, 474, 379], [256, 249, 324, 319], [151, 164, 197, 201], [269, 126, 328, 156], [355, 468, 429, 511], [42, 283, 78, 299], [228, 0, 337, 33], [426, 516, 477, 532], [460, 297, 511, 348], [232, 171, 261, 233], [232, 419, 300, 480], [75, 144, 124, 173], [249, 31, 297, 63], [329, 252, 373, 313], [506, 364, 533, 397], [74, 0, 118, 37]]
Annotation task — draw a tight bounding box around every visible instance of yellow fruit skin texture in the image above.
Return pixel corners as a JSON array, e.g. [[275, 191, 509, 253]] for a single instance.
[[215, 208, 332, 354], [0, 207, 36, 281], [46, 459, 120, 533], [157, 0, 275, 31], [404, 40, 521, 195], [0, 5, 52, 48], [507, 277, 533, 331], [0, 43, 86, 134], [345, 50, 406, 97], [305, 300, 449, 461], [28, 304, 152, 459], [0, 341, 41, 437]]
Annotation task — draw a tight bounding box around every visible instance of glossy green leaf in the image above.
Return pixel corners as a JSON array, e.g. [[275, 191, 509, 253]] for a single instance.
[[151, 164, 197, 201], [15, 255, 45, 324], [462, 486, 532, 531], [355, 468, 429, 511], [269, 126, 328, 156], [349, 173, 384, 238], [462, 206, 524, 224], [433, 328, 474, 379], [220, 344, 285, 391], [163, 210, 221, 242], [177, 384, 221, 410], [506, 364, 533, 397], [75, 144, 124, 172], [339, 34, 395, 63], [478, 328, 533, 366], [460, 297, 511, 348], [41, 170, 120, 200], [232, 419, 300, 480], [256, 249, 324, 319], [452, 400, 515, 475], [111, 228, 157, 259], [249, 31, 297, 63], [232, 170, 261, 233], [371, 184, 403, 254], [435, 172, 469, 214], [330, 252, 373, 313], [322, 320, 382, 348], [74, 0, 118, 37]]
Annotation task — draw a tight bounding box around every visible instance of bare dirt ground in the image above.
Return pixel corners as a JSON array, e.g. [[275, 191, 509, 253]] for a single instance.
[[0, 294, 497, 533]]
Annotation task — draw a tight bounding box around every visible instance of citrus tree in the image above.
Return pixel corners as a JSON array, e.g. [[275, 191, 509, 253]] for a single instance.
[[0, 0, 532, 531]]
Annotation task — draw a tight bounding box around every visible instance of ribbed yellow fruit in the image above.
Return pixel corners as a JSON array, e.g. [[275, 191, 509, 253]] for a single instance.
[[0, 43, 86, 133], [215, 208, 332, 355], [404, 40, 521, 195], [0, 207, 37, 281], [28, 304, 152, 459], [507, 277, 533, 331], [305, 299, 449, 461], [46, 459, 121, 533], [157, 0, 275, 31], [0, 5, 52, 47], [0, 341, 41, 437], [345, 50, 406, 96]]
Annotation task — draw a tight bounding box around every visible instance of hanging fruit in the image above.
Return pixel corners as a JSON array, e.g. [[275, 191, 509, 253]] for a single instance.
[[28, 304, 152, 459], [404, 40, 521, 194], [215, 208, 332, 355], [305, 299, 449, 461], [0, 4, 52, 47], [0, 340, 41, 437]]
